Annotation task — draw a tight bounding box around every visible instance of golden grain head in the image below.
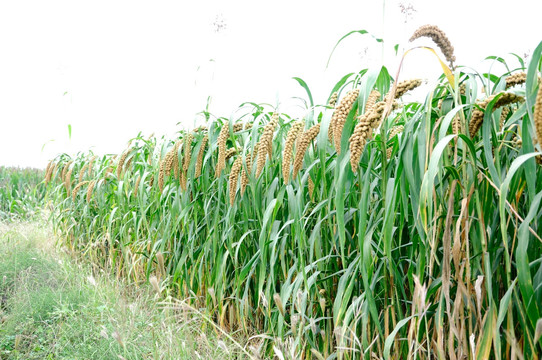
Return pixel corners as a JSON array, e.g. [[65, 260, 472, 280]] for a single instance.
[[469, 92, 525, 136], [392, 79, 422, 100], [308, 176, 315, 199], [292, 123, 321, 180], [386, 146, 393, 160], [452, 116, 461, 135], [132, 174, 141, 197], [505, 72, 527, 89], [332, 89, 360, 153], [282, 120, 305, 183], [228, 156, 243, 206], [409, 24, 456, 66], [78, 163, 88, 183], [183, 133, 194, 172], [86, 180, 96, 202], [225, 147, 237, 161], [116, 149, 130, 178], [328, 91, 338, 107], [388, 125, 404, 139], [72, 181, 90, 201], [216, 121, 230, 178], [61, 160, 73, 183], [349, 114, 371, 173], [172, 140, 182, 180], [88, 156, 97, 177], [255, 113, 279, 178], [195, 135, 209, 178], [240, 151, 254, 196], [65, 167, 74, 192]]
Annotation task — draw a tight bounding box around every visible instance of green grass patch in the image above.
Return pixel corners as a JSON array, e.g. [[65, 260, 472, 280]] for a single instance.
[[0, 222, 250, 359]]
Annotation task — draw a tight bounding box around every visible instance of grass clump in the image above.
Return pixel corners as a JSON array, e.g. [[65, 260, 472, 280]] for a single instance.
[[0, 222, 249, 359]]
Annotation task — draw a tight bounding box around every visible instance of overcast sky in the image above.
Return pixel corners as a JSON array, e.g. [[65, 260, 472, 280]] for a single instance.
[[1, 0, 540, 168]]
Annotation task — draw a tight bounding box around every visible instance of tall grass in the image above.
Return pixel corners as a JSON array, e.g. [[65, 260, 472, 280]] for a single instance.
[[44, 28, 542, 359]]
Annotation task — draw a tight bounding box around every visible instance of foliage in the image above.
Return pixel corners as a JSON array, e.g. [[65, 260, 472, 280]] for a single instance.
[[0, 167, 45, 221], [43, 38, 542, 359]]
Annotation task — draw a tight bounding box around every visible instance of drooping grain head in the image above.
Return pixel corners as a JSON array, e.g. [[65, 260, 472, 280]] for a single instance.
[[292, 123, 321, 180], [72, 181, 89, 201], [505, 72, 527, 89], [389, 79, 422, 101], [86, 180, 96, 203], [88, 155, 97, 177], [255, 113, 279, 178], [65, 167, 74, 193], [308, 176, 315, 199], [409, 24, 456, 67], [195, 135, 208, 178], [216, 121, 230, 178], [332, 89, 360, 153], [386, 146, 393, 160], [452, 116, 461, 135], [45, 160, 55, 184], [349, 113, 371, 173], [116, 149, 130, 178], [328, 91, 338, 107], [499, 107, 510, 131], [469, 92, 524, 136], [61, 160, 73, 183], [349, 95, 395, 173], [240, 150, 255, 196], [172, 140, 182, 180], [133, 175, 141, 197], [388, 125, 404, 139], [225, 147, 237, 161], [183, 133, 193, 172], [78, 163, 88, 183], [365, 90, 381, 113], [228, 156, 243, 206], [282, 120, 305, 183], [158, 156, 167, 192], [231, 122, 250, 132]]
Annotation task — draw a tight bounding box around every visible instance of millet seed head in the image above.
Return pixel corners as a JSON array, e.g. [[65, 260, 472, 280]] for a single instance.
[[469, 92, 524, 136], [255, 113, 279, 178], [228, 156, 243, 206], [225, 147, 237, 161], [195, 135, 208, 178], [282, 120, 305, 183], [72, 181, 89, 201], [332, 89, 360, 153], [409, 24, 456, 67], [292, 123, 321, 180], [86, 180, 96, 203], [215, 121, 230, 178], [505, 72, 527, 89], [328, 91, 338, 107]]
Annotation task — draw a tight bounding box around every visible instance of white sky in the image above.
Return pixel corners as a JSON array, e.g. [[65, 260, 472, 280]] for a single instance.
[[1, 0, 540, 168]]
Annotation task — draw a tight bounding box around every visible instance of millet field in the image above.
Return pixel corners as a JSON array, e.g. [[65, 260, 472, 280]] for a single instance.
[[2, 25, 542, 359]]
